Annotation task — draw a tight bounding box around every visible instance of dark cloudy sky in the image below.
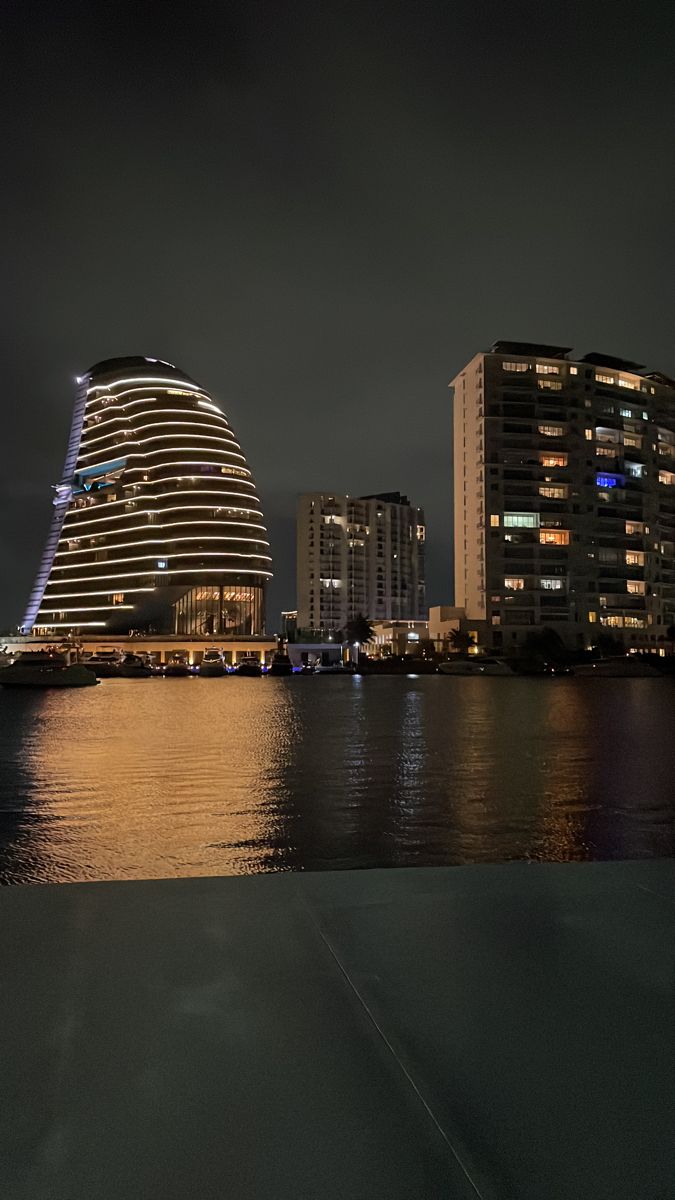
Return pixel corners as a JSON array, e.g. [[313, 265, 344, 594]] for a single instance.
[[2, 0, 675, 630]]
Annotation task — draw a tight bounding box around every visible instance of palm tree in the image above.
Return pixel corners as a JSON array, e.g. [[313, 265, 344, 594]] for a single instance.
[[345, 613, 375, 647], [448, 629, 475, 654]]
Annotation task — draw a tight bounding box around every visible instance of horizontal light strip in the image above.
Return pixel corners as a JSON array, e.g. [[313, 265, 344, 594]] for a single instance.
[[88, 396, 229, 424], [33, 622, 108, 628], [37, 606, 134, 613], [81, 417, 243, 452], [61, 517, 268, 539], [64, 490, 262, 516], [87, 376, 208, 395], [78, 434, 244, 462], [51, 550, 272, 575], [83, 404, 232, 433], [40, 587, 157, 599], [56, 534, 270, 557], [43, 566, 272, 593]]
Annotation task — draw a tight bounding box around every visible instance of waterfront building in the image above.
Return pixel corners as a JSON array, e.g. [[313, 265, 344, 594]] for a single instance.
[[22, 357, 272, 636], [451, 341, 675, 649], [296, 491, 426, 633]]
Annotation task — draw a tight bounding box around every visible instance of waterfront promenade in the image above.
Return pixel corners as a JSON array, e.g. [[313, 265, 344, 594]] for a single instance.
[[2, 858, 673, 1199]]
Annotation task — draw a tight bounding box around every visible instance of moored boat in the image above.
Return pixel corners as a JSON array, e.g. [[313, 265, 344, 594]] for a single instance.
[[118, 652, 154, 678], [572, 657, 661, 678], [198, 650, 226, 677], [268, 651, 293, 676], [438, 656, 514, 676], [84, 650, 123, 677], [235, 655, 263, 677], [162, 653, 191, 677], [0, 650, 98, 688]]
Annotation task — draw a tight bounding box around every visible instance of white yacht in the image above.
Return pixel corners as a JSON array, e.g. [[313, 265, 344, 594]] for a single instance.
[[0, 650, 99, 688]]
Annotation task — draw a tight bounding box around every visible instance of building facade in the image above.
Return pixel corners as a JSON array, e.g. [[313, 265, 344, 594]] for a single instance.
[[452, 341, 675, 649], [296, 492, 426, 633], [23, 356, 272, 636]]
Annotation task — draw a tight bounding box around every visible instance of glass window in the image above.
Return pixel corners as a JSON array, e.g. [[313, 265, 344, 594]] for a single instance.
[[539, 485, 567, 499], [504, 577, 525, 590], [539, 530, 569, 546], [627, 580, 646, 594], [538, 424, 565, 437], [540, 453, 568, 467], [540, 578, 564, 590], [623, 433, 642, 448], [504, 512, 540, 528], [536, 364, 560, 375], [538, 380, 562, 391], [502, 361, 529, 372], [625, 521, 644, 535], [569, 366, 578, 375], [595, 373, 615, 385], [625, 551, 645, 566], [659, 470, 675, 486], [585, 428, 593, 440], [490, 514, 500, 527], [618, 378, 639, 391], [625, 462, 643, 478], [588, 611, 597, 623]]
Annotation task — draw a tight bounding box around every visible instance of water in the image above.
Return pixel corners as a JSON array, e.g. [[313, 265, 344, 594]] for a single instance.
[[0, 675, 673, 884]]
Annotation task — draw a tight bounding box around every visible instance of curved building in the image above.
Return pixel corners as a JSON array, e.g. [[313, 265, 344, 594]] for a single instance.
[[23, 357, 271, 636]]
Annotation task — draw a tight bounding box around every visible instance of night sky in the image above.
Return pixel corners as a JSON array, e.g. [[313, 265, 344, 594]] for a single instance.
[[2, 0, 675, 631]]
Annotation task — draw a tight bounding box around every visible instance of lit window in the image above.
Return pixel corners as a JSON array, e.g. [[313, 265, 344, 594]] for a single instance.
[[540, 578, 564, 590], [588, 611, 597, 623], [625, 462, 643, 478], [625, 521, 644, 535], [624, 616, 646, 628], [491, 615, 501, 625], [536, 364, 560, 375], [503, 512, 540, 528], [502, 361, 529, 372], [538, 379, 562, 391], [619, 407, 633, 418], [623, 434, 642, 449], [585, 428, 593, 440], [504, 577, 525, 590], [627, 581, 646, 594], [659, 470, 675, 486], [490, 514, 500, 527], [157, 559, 168, 569], [539, 530, 570, 546], [618, 378, 639, 390], [597, 473, 625, 489], [601, 615, 624, 627], [625, 551, 645, 566], [539, 485, 567, 499], [569, 366, 578, 375], [540, 453, 567, 467], [538, 424, 565, 437], [112, 593, 125, 604], [596, 446, 617, 457], [595, 373, 615, 385]]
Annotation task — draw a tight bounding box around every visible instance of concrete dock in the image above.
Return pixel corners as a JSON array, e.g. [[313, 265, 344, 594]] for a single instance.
[[2, 860, 674, 1199]]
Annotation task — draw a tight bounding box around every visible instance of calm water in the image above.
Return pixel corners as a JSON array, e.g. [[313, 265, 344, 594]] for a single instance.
[[0, 675, 673, 884]]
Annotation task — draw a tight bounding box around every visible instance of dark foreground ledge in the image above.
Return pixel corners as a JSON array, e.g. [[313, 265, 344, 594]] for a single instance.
[[2, 860, 674, 1200]]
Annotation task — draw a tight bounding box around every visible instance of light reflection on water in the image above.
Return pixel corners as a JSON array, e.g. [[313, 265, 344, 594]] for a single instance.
[[0, 676, 673, 884]]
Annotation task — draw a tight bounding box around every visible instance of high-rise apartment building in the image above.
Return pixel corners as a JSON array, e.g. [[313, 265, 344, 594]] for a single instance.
[[452, 341, 675, 648], [23, 356, 271, 635], [296, 492, 426, 632]]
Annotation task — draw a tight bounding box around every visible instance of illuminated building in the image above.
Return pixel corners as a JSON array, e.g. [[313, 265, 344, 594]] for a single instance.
[[452, 342, 675, 648], [296, 492, 426, 633], [23, 356, 271, 636]]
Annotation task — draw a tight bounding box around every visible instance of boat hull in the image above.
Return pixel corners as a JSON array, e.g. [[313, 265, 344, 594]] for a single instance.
[[0, 665, 98, 688]]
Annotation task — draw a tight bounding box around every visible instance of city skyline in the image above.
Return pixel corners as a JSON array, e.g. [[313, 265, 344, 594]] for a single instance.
[[4, 2, 675, 629]]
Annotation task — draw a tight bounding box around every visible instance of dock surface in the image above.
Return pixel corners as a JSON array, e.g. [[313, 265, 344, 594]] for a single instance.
[[2, 860, 674, 1199]]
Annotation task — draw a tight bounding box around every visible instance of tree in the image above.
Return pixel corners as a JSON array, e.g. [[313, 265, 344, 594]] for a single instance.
[[345, 613, 375, 647], [448, 629, 475, 654]]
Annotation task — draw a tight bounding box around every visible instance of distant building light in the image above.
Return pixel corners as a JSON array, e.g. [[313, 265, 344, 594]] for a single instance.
[[157, 559, 168, 569]]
